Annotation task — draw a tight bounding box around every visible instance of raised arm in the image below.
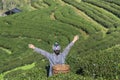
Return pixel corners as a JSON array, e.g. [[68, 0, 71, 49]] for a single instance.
[[62, 35, 79, 57], [28, 44, 50, 58]]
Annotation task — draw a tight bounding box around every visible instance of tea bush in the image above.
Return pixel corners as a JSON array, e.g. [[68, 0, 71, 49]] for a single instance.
[[0, 0, 120, 80]]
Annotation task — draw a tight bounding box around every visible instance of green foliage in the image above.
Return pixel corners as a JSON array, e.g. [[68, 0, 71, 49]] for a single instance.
[[49, 72, 97, 80], [62, 0, 120, 28], [103, 0, 120, 6], [82, 0, 120, 18], [0, 0, 120, 80], [54, 6, 101, 35], [77, 45, 120, 79]]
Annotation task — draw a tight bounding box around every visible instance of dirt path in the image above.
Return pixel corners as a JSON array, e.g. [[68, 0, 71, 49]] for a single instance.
[[0, 10, 4, 17], [50, 12, 55, 20], [0, 47, 12, 54]]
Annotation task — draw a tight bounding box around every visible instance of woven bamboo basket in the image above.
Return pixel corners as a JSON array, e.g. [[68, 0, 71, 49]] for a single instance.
[[52, 64, 70, 75]]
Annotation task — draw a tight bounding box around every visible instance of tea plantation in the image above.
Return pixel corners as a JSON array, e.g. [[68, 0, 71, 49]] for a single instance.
[[0, 0, 120, 80]]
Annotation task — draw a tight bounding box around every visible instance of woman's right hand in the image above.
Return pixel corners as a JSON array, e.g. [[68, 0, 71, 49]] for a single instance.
[[28, 44, 35, 49]]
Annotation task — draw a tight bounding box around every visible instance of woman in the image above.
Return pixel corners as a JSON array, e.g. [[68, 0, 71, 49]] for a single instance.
[[28, 35, 79, 76]]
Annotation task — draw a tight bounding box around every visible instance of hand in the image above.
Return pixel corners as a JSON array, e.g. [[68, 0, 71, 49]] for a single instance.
[[72, 35, 79, 43], [28, 44, 35, 49]]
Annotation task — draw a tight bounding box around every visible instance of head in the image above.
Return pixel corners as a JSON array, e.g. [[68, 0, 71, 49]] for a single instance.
[[52, 42, 61, 55]]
